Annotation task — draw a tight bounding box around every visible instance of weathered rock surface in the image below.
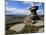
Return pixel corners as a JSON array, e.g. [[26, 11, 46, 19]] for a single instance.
[[6, 16, 44, 34]]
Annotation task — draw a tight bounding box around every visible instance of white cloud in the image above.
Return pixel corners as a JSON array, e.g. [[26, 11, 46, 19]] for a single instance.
[[5, 7, 31, 15], [6, 7, 44, 15], [37, 10, 44, 15], [6, 7, 16, 11]]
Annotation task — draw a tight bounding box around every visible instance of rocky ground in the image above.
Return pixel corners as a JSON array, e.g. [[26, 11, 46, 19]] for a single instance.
[[5, 15, 44, 35]]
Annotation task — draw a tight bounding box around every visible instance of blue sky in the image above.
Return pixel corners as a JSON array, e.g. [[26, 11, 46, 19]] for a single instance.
[[6, 1, 31, 9], [5, 0, 44, 15]]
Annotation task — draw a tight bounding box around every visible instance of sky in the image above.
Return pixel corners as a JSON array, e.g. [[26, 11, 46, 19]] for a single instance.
[[5, 0, 44, 15]]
